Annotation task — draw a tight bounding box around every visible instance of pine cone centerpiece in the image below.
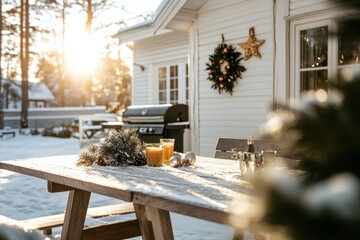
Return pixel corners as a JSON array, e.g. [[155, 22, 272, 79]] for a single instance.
[[77, 129, 146, 167]]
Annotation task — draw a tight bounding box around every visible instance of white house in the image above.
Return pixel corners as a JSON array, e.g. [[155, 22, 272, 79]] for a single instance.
[[115, 0, 360, 157], [1, 79, 57, 108]]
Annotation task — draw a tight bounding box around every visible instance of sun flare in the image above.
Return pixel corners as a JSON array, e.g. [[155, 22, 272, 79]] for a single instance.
[[65, 24, 101, 76]]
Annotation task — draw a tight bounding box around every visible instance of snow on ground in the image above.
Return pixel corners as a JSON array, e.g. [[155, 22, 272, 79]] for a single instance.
[[0, 134, 234, 239]]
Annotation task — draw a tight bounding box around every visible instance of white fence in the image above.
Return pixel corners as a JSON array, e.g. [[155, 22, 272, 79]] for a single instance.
[[3, 106, 110, 129]]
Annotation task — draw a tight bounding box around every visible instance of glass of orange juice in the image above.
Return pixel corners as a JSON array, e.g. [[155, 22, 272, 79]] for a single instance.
[[145, 143, 164, 167], [160, 139, 175, 164]]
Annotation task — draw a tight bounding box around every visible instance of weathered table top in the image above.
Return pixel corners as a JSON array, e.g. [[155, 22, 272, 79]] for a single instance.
[[0, 155, 264, 226]]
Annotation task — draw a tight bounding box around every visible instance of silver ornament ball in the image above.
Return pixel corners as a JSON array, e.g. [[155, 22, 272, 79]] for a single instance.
[[169, 156, 181, 168], [173, 152, 183, 159], [184, 151, 196, 165], [180, 157, 190, 166]]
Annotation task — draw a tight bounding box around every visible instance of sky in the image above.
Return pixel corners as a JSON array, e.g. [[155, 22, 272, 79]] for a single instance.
[[25, 0, 164, 81], [65, 0, 163, 41], [61, 0, 164, 75]]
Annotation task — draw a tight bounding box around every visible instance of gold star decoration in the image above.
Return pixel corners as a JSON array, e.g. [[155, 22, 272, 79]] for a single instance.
[[239, 27, 265, 60]]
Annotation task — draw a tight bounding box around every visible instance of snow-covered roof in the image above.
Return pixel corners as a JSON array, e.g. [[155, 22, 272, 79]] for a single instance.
[[28, 81, 56, 101], [114, 0, 208, 43], [1, 79, 56, 101], [113, 0, 172, 43]]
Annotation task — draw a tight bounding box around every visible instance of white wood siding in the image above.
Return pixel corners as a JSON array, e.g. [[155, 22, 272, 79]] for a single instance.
[[129, 0, 341, 157], [197, 0, 274, 156], [132, 31, 188, 105], [289, 0, 337, 16]]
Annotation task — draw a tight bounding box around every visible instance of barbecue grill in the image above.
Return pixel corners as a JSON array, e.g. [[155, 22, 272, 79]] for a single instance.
[[122, 104, 189, 152]]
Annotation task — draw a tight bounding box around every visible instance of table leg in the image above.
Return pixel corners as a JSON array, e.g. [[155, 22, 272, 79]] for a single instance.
[[84, 130, 92, 139], [133, 203, 155, 240], [148, 206, 174, 240], [61, 189, 91, 240], [133, 193, 175, 240]]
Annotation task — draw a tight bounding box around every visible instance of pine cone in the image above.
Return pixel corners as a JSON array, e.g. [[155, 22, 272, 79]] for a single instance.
[[96, 155, 109, 166], [132, 152, 147, 166]]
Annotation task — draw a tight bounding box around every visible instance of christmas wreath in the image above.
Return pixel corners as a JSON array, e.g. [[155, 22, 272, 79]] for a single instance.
[[205, 35, 246, 95]]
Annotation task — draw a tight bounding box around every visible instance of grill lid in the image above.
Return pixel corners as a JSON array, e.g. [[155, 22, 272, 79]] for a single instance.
[[122, 104, 188, 123]]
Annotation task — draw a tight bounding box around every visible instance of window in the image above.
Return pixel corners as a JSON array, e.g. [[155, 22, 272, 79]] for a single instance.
[[300, 26, 328, 93], [337, 19, 360, 81], [156, 62, 189, 104], [169, 65, 179, 104], [158, 66, 167, 104], [290, 17, 360, 105]]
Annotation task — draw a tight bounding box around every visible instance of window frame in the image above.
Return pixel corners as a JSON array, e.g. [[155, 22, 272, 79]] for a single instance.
[[154, 60, 188, 105], [290, 18, 338, 107]]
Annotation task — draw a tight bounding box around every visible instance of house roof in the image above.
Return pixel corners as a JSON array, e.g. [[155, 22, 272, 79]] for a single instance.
[[1, 79, 56, 102], [113, 0, 171, 42], [114, 0, 207, 43], [28, 81, 56, 101]]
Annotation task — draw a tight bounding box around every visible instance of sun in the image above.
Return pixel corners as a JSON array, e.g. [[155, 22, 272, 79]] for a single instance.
[[65, 23, 101, 76]]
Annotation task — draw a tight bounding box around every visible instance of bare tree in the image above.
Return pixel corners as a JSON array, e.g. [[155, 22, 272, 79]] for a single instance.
[[0, 0, 3, 129], [2, 0, 152, 111], [70, 0, 116, 106], [60, 0, 66, 106], [20, 0, 29, 128], [42, 0, 69, 106]]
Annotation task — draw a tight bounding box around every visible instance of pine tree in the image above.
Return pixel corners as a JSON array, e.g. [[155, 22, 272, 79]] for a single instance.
[[257, 75, 360, 239]]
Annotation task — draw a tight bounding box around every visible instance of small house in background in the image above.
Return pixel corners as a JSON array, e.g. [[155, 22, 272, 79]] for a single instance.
[[115, 0, 360, 157], [1, 79, 57, 109]]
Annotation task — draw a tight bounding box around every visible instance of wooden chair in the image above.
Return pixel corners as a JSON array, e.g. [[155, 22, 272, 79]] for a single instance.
[[214, 137, 291, 159], [214, 138, 248, 159]]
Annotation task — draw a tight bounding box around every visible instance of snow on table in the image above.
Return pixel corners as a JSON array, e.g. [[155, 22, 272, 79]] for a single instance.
[[0, 155, 262, 221]]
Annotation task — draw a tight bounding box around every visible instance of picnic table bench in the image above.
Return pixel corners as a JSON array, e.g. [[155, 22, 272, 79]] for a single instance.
[[19, 201, 136, 236], [101, 121, 123, 131], [0, 127, 16, 138], [6, 180, 140, 239], [77, 114, 117, 147]]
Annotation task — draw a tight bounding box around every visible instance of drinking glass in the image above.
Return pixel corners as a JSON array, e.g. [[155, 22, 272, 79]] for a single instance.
[[145, 143, 164, 167], [160, 139, 175, 164]]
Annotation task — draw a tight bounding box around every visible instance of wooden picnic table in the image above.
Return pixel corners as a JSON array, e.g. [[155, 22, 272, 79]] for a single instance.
[[0, 155, 266, 240], [101, 121, 123, 130]]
